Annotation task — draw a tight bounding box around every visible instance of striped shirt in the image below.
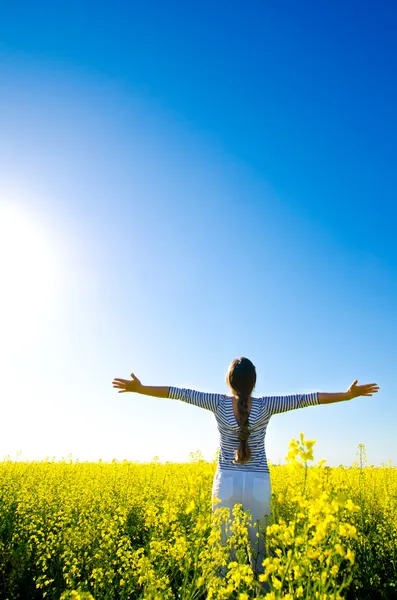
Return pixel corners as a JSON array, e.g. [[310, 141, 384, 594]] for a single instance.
[[168, 387, 319, 473]]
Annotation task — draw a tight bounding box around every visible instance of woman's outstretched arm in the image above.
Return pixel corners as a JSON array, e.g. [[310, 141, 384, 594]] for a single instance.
[[112, 373, 169, 397], [318, 380, 379, 404], [262, 380, 380, 416], [112, 373, 221, 412]]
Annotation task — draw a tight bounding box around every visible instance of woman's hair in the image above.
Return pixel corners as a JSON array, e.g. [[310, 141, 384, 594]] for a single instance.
[[226, 357, 257, 465]]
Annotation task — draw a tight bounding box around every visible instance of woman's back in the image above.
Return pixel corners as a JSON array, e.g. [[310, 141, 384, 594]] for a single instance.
[[167, 386, 319, 472]]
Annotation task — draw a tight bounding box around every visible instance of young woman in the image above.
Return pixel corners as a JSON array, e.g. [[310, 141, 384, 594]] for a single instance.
[[112, 357, 379, 583]]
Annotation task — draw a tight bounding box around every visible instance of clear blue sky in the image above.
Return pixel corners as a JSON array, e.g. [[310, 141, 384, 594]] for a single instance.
[[0, 0, 395, 466]]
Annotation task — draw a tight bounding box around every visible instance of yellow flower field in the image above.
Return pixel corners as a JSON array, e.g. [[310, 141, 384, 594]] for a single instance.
[[0, 436, 395, 599]]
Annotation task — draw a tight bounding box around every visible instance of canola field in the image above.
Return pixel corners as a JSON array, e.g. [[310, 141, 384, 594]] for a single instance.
[[0, 436, 396, 600]]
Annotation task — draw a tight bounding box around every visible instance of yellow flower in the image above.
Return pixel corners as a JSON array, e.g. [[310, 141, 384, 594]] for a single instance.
[[185, 499, 195, 514], [346, 548, 355, 565], [272, 577, 282, 590], [345, 499, 360, 512], [334, 543, 345, 557]]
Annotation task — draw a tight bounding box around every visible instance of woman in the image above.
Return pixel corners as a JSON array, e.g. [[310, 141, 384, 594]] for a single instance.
[[112, 357, 379, 583]]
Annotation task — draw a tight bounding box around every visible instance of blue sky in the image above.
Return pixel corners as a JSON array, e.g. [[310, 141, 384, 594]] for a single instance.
[[0, 0, 395, 466]]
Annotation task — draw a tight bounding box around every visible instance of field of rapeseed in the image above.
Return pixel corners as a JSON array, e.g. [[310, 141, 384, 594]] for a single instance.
[[0, 436, 396, 600]]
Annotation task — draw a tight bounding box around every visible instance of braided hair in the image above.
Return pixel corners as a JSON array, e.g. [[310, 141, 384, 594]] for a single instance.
[[226, 357, 257, 465]]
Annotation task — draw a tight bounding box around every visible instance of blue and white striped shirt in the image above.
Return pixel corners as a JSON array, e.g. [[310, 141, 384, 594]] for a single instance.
[[168, 387, 319, 473]]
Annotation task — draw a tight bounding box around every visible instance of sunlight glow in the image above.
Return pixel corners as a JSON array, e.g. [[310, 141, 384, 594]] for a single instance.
[[0, 200, 61, 359]]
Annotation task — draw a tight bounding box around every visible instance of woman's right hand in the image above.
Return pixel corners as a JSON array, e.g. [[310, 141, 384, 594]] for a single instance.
[[112, 372, 143, 393]]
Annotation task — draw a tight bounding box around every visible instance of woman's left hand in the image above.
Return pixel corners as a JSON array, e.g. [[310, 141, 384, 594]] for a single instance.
[[346, 380, 379, 399]]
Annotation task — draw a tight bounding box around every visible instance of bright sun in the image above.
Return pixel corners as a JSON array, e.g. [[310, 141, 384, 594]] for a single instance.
[[0, 203, 60, 357]]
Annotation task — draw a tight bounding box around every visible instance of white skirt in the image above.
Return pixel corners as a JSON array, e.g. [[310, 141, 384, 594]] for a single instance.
[[211, 467, 272, 576]]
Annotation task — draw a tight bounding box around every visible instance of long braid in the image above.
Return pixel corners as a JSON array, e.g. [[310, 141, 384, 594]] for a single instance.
[[226, 357, 256, 466], [233, 393, 252, 465]]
